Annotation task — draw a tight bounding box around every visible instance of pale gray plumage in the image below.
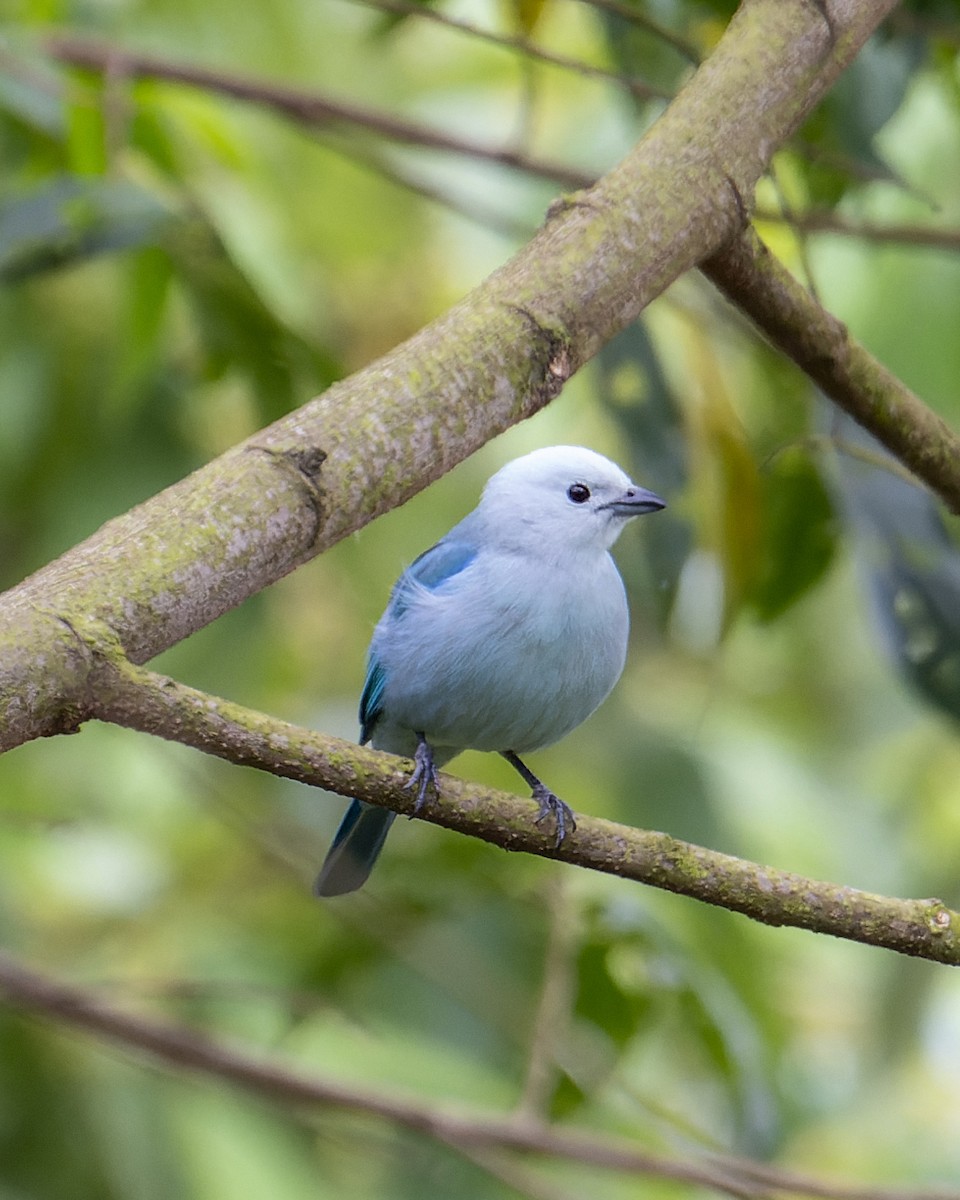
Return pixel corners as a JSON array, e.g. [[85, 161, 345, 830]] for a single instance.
[[315, 445, 665, 896]]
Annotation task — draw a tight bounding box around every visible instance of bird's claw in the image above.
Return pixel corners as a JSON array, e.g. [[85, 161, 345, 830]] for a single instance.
[[532, 783, 576, 848], [404, 737, 440, 815]]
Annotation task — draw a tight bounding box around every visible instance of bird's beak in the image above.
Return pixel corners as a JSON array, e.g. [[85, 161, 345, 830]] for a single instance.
[[603, 486, 666, 517]]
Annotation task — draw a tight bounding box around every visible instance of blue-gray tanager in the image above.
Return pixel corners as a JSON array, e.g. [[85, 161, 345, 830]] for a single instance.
[[315, 445, 665, 896]]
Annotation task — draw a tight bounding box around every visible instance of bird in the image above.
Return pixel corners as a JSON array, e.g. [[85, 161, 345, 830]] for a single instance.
[[314, 445, 666, 896]]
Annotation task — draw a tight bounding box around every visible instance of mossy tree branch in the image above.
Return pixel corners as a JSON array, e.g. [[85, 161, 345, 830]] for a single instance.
[[0, 0, 902, 753], [87, 651, 960, 966]]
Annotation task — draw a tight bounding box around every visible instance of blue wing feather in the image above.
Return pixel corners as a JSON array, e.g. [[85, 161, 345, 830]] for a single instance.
[[388, 536, 478, 619], [359, 658, 386, 743], [359, 534, 477, 742]]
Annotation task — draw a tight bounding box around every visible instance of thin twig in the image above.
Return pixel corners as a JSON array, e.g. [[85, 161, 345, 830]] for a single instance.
[[45, 40, 960, 260], [347, 0, 671, 101], [572, 0, 701, 63], [765, 435, 931, 492], [315, 131, 536, 239], [767, 158, 822, 304], [757, 208, 960, 252], [790, 137, 933, 200], [43, 34, 591, 188], [515, 877, 576, 1120], [443, 1143, 592, 1200]]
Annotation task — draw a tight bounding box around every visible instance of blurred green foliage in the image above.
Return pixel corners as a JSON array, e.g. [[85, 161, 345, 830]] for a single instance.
[[2, 1, 960, 1197]]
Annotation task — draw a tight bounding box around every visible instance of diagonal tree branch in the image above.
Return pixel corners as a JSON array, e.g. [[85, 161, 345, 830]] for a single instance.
[[1, 0, 906, 754], [0, 948, 956, 1200], [86, 652, 960, 966]]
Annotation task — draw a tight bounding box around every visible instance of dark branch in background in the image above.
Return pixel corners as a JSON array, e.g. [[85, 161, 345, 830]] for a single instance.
[[51, 29, 960, 256], [44, 35, 590, 187], [87, 654, 960, 966], [702, 227, 960, 513], [346, 0, 672, 101], [50, 32, 960, 256], [0, 950, 956, 1200], [572, 0, 702, 63], [49, 35, 960, 254], [757, 207, 960, 251]]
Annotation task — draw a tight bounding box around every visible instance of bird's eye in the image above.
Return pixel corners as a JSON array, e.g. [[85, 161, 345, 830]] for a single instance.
[[567, 483, 591, 504]]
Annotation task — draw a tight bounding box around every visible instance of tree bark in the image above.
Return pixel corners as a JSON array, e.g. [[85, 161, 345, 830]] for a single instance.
[[0, 0, 903, 750]]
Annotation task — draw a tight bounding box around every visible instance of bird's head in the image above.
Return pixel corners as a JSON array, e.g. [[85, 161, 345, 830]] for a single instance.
[[478, 446, 665, 555]]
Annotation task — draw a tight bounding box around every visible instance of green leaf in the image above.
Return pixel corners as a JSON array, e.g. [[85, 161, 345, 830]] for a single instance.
[[163, 218, 340, 420], [66, 81, 107, 176], [830, 417, 960, 720], [797, 32, 926, 203], [749, 448, 837, 621], [0, 175, 175, 282], [509, 0, 550, 36], [0, 50, 65, 137], [595, 320, 691, 624]]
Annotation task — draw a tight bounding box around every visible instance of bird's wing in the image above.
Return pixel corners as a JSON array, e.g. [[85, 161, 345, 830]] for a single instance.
[[359, 658, 387, 743], [388, 535, 478, 618], [359, 534, 478, 741]]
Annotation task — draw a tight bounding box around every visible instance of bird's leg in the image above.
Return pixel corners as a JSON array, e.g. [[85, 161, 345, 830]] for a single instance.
[[500, 751, 576, 848], [405, 732, 440, 814]]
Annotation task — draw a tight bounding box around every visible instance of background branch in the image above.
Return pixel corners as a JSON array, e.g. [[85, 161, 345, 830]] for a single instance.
[[46, 14, 960, 517], [701, 227, 960, 513], [346, 0, 671, 101], [44, 34, 589, 185], [757, 208, 960, 252], [0, 949, 955, 1200]]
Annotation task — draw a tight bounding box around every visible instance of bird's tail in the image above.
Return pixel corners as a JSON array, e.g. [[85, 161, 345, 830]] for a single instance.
[[313, 800, 397, 897]]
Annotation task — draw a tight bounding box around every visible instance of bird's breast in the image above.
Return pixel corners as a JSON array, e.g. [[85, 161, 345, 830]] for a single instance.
[[372, 551, 629, 755]]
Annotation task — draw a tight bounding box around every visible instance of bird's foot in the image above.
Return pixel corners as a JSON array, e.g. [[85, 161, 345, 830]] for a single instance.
[[500, 751, 576, 848], [404, 734, 440, 815], [532, 783, 576, 849]]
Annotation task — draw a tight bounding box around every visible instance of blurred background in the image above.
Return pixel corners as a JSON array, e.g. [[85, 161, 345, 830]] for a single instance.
[[1, 0, 960, 1195]]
